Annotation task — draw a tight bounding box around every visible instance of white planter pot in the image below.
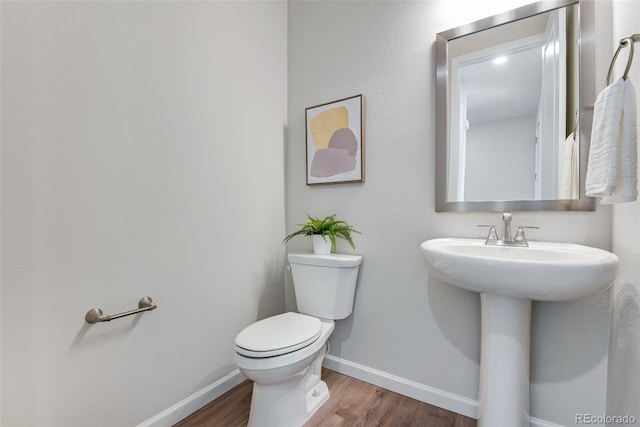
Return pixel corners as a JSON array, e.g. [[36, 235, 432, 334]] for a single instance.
[[312, 235, 332, 255]]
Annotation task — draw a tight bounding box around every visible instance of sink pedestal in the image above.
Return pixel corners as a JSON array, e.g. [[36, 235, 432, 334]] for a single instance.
[[479, 293, 531, 427]]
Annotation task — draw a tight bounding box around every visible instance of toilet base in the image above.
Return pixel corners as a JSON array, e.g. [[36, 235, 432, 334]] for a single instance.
[[306, 379, 329, 417], [248, 376, 329, 427], [247, 360, 329, 427], [246, 341, 330, 427]]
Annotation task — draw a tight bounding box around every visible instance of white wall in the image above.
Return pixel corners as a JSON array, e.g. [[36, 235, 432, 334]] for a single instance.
[[465, 115, 537, 201], [607, 0, 640, 420], [1, 1, 287, 425], [287, 1, 612, 425]]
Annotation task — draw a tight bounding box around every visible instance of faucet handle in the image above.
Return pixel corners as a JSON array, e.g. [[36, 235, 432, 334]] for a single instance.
[[513, 226, 539, 246], [477, 225, 498, 242]]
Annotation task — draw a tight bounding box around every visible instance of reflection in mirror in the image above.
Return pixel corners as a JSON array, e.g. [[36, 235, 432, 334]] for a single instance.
[[449, 7, 575, 202], [435, 0, 595, 212]]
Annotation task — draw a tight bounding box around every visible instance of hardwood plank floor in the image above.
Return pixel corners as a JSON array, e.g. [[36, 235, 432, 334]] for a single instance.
[[174, 368, 477, 427]]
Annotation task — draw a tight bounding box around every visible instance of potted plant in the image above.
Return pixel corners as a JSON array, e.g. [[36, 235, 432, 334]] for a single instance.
[[282, 213, 360, 255]]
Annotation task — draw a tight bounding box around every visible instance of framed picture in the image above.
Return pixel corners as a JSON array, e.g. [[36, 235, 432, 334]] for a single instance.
[[305, 94, 364, 185]]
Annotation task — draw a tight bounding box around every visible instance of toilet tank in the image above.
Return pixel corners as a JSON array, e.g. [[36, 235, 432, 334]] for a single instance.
[[288, 252, 362, 320]]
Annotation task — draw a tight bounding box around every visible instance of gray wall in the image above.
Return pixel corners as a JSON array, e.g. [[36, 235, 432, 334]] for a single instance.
[[1, 2, 287, 425], [287, 1, 612, 425], [608, 0, 640, 420], [465, 115, 537, 201]]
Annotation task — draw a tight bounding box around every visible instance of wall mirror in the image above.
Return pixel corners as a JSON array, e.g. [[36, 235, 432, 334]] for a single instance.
[[435, 0, 595, 212]]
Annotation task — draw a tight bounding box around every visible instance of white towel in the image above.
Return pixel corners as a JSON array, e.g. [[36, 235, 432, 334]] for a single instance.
[[585, 78, 638, 204], [560, 132, 579, 199]]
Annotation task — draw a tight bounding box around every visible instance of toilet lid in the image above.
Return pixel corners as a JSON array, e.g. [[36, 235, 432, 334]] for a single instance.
[[235, 312, 322, 358]]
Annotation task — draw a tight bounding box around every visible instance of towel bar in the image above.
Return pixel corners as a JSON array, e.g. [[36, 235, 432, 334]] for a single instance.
[[606, 33, 640, 86], [85, 296, 157, 324]]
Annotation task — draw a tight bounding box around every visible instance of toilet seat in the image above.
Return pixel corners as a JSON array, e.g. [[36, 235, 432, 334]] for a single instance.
[[235, 312, 322, 358]]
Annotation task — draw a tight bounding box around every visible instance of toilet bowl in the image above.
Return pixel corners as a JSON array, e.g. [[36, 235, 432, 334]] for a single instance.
[[235, 313, 335, 426], [234, 252, 362, 427]]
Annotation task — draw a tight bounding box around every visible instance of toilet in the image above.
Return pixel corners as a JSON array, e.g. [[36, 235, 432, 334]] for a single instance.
[[234, 251, 362, 427]]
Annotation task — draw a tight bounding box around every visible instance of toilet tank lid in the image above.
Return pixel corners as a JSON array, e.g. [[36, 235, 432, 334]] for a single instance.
[[288, 251, 362, 268]]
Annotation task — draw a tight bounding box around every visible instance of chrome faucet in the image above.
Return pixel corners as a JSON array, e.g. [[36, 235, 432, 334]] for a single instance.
[[501, 212, 513, 243], [477, 212, 538, 247]]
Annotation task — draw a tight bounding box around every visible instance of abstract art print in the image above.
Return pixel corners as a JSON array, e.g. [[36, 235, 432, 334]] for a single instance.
[[305, 95, 364, 185]]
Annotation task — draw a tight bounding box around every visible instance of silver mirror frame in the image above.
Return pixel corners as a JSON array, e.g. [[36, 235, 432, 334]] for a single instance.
[[435, 0, 595, 212]]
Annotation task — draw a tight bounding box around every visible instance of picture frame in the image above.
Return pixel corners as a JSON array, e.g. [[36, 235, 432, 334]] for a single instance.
[[305, 94, 364, 185]]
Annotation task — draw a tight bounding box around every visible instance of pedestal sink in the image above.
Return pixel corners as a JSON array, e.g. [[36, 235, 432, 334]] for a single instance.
[[421, 238, 619, 427]]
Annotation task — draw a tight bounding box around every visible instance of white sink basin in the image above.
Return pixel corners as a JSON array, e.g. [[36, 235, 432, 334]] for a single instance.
[[420, 237, 619, 426], [421, 238, 619, 301]]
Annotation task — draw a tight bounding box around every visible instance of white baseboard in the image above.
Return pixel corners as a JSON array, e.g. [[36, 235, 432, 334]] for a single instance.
[[137, 369, 246, 427], [323, 354, 479, 419], [530, 417, 566, 427], [324, 355, 563, 426]]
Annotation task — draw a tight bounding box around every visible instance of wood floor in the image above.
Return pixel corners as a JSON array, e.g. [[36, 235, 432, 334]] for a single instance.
[[174, 368, 477, 427]]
